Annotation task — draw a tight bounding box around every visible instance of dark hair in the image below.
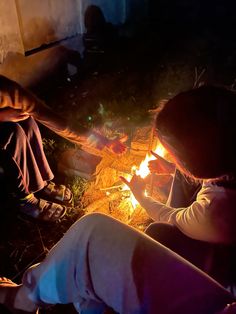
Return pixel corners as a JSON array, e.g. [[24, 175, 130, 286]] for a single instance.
[[155, 85, 236, 180]]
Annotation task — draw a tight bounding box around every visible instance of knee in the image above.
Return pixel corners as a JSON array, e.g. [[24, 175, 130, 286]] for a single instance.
[[1, 121, 21, 134], [0, 122, 25, 143], [11, 123, 30, 147], [24, 116, 37, 129], [0, 122, 33, 159], [79, 212, 115, 228], [145, 222, 176, 242], [145, 222, 171, 236], [71, 213, 123, 240], [20, 117, 39, 137]]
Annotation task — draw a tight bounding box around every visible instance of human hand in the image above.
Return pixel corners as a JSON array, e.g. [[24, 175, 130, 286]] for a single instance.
[[88, 132, 127, 154], [106, 134, 128, 154], [148, 150, 175, 174], [120, 174, 146, 201], [0, 108, 30, 122]]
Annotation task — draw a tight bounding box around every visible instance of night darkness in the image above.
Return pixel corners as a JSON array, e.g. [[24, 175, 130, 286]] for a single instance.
[[1, 1, 236, 313], [147, 0, 236, 80]]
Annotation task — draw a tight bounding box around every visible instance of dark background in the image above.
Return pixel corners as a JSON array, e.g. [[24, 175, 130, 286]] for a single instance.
[[1, 1, 236, 313]]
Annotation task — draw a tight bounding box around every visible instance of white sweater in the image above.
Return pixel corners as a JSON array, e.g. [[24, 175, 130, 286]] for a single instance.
[[138, 181, 236, 244]]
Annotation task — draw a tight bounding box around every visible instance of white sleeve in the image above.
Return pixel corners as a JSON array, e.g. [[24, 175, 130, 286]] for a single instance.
[[138, 186, 227, 243]]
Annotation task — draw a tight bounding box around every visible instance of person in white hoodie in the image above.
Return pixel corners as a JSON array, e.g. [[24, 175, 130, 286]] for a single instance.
[[122, 85, 236, 285]]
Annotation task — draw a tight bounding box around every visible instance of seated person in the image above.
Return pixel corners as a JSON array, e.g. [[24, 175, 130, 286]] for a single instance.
[[0, 213, 235, 314], [122, 85, 236, 285], [1, 86, 236, 314], [0, 75, 126, 221]]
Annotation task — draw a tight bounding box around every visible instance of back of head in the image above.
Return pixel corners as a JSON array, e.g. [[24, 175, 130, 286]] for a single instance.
[[155, 85, 236, 180]]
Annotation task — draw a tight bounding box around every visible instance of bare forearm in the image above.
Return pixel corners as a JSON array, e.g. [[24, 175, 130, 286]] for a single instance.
[[0, 75, 124, 152], [0, 75, 94, 144]]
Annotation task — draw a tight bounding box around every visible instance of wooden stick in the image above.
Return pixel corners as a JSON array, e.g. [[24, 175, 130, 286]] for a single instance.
[[148, 125, 155, 196], [85, 190, 130, 213]]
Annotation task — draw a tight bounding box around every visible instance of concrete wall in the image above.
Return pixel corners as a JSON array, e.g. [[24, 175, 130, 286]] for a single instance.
[[16, 0, 81, 52], [0, 0, 24, 62], [0, 0, 83, 87], [0, 36, 83, 87], [0, 0, 148, 87]]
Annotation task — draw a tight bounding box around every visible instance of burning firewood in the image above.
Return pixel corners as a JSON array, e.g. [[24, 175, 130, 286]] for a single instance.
[[58, 125, 172, 231], [84, 190, 129, 213]]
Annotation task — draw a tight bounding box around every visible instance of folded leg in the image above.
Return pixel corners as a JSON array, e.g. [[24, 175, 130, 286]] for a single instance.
[[0, 117, 53, 197], [22, 213, 234, 314]]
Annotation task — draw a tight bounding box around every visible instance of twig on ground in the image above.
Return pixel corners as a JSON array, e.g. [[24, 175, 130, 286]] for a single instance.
[[17, 244, 34, 264], [37, 226, 49, 253], [11, 250, 46, 281], [193, 67, 206, 88]]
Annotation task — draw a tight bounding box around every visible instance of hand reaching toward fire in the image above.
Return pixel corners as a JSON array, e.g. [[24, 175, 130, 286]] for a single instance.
[[106, 135, 128, 154], [148, 151, 175, 174], [87, 132, 128, 154], [120, 174, 147, 202]]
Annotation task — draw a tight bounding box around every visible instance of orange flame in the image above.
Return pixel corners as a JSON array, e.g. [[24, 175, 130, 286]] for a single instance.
[[136, 142, 166, 179], [125, 142, 166, 210]]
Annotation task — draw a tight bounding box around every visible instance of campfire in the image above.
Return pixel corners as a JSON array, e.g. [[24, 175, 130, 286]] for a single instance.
[[59, 126, 172, 230], [122, 141, 167, 210]]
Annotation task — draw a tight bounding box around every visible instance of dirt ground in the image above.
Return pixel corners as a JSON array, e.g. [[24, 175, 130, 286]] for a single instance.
[[1, 19, 236, 313]]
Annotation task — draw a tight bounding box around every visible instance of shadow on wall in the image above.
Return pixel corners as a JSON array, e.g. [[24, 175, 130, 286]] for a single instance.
[[83, 5, 118, 54], [83, 5, 122, 73]]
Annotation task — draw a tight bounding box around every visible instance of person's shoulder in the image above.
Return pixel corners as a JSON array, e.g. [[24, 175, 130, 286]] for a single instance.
[[201, 181, 224, 191], [198, 180, 236, 200], [199, 181, 236, 209]]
